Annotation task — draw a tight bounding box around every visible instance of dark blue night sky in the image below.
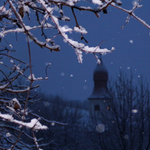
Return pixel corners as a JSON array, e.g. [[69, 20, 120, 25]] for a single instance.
[[1, 1, 150, 101]]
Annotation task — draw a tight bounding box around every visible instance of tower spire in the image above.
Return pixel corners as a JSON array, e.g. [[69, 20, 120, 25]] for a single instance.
[[88, 58, 111, 100]]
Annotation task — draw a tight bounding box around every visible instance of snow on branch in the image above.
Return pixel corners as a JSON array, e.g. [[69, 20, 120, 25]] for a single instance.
[[28, 32, 60, 52], [0, 124, 36, 141], [0, 24, 55, 38], [92, 0, 103, 6], [6, 0, 60, 52], [49, 14, 114, 62], [74, 26, 87, 34], [0, 83, 9, 90], [1, 84, 39, 93], [0, 113, 48, 130], [30, 112, 68, 126], [4, 0, 147, 63], [36, 0, 114, 62], [28, 74, 49, 81]]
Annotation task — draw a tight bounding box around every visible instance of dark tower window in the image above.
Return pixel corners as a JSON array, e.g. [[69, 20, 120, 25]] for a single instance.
[[94, 105, 100, 111]]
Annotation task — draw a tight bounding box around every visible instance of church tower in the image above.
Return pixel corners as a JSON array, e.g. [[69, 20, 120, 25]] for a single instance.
[[88, 58, 112, 118]]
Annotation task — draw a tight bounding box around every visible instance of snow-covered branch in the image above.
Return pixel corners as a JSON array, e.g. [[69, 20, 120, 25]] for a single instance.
[[30, 112, 68, 126], [0, 113, 48, 130], [111, 1, 150, 30], [0, 24, 55, 37]]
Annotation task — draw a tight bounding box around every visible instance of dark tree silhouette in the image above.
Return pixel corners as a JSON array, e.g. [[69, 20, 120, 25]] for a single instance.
[[88, 71, 150, 150]]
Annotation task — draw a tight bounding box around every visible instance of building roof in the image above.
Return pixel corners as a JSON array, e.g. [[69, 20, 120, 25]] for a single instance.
[[93, 59, 108, 81], [88, 58, 112, 100]]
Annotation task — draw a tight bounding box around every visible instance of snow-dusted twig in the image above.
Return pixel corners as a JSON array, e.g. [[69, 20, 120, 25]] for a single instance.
[[0, 125, 37, 141], [32, 130, 41, 150], [0, 113, 48, 130], [0, 53, 28, 65], [1, 84, 39, 93], [0, 24, 55, 37], [111, 1, 150, 30], [30, 111, 68, 126]]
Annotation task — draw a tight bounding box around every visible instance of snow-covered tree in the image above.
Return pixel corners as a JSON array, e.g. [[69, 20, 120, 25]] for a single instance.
[[0, 0, 150, 149]]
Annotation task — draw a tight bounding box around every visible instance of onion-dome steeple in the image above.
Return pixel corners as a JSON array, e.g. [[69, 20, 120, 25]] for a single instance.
[[88, 58, 111, 100], [93, 59, 108, 81]]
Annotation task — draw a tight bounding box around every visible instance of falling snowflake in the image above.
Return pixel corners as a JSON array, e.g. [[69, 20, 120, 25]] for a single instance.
[[83, 85, 87, 90], [132, 109, 138, 113], [96, 124, 105, 133], [44, 102, 50, 106], [129, 40, 133, 43], [61, 72, 65, 76], [51, 122, 55, 126]]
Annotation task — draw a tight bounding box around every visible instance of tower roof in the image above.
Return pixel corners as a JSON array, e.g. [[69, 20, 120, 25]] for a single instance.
[[93, 59, 108, 81], [88, 58, 112, 100]]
